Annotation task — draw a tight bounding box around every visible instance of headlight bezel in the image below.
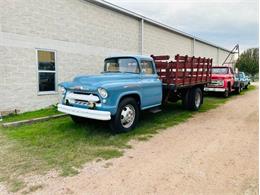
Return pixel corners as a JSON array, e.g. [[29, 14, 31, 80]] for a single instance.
[[98, 88, 108, 98], [58, 86, 66, 95]]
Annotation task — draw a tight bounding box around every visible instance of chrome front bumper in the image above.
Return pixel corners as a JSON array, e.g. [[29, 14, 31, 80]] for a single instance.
[[58, 104, 111, 121], [204, 87, 226, 92]]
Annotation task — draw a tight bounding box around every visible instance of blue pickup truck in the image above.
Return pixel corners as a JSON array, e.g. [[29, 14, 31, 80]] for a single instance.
[[235, 71, 250, 90], [58, 54, 212, 133]]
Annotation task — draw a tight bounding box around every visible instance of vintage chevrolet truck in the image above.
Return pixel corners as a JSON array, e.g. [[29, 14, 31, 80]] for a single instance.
[[204, 65, 241, 97], [58, 54, 212, 133]]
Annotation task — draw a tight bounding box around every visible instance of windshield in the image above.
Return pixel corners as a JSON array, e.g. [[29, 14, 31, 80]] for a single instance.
[[239, 72, 244, 78], [104, 58, 139, 73], [212, 67, 228, 74]]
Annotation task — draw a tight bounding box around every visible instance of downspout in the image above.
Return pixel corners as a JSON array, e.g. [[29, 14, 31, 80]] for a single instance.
[[217, 48, 220, 65], [192, 38, 195, 56], [140, 18, 144, 55]]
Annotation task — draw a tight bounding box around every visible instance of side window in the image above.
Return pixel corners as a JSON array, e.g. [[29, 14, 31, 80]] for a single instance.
[[37, 50, 56, 93], [140, 60, 154, 74]]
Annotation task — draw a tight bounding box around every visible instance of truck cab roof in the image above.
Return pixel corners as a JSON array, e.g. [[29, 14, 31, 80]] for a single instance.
[[105, 55, 153, 61]]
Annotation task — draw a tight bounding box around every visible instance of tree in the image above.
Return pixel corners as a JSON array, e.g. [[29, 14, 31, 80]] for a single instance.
[[235, 48, 259, 78]]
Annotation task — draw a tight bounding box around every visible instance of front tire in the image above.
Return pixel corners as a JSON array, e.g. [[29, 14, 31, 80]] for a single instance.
[[109, 97, 139, 133], [224, 89, 229, 98], [235, 86, 241, 94]]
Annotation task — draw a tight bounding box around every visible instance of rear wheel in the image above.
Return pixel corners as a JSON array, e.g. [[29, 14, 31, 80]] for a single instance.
[[109, 97, 139, 133], [245, 85, 248, 89], [188, 87, 202, 111], [182, 89, 190, 109]]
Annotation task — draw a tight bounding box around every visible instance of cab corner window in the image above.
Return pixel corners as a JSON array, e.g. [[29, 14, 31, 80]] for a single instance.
[[140, 60, 154, 74], [37, 50, 56, 92]]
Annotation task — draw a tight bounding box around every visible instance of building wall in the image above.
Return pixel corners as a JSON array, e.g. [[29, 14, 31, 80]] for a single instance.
[[194, 41, 218, 65], [143, 22, 193, 56], [219, 49, 234, 65], [1, 0, 141, 52], [0, 0, 232, 113]]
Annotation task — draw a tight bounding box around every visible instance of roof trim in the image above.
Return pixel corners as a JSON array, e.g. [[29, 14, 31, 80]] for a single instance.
[[85, 0, 232, 53]]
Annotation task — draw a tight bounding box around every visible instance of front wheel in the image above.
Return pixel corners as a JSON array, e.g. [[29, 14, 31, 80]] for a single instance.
[[235, 86, 241, 94], [223, 89, 229, 98], [109, 97, 139, 133]]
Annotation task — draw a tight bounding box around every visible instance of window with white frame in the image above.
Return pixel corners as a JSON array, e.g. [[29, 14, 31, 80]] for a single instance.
[[37, 50, 56, 93]]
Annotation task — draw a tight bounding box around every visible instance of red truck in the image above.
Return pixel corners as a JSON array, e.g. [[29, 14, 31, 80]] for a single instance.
[[204, 65, 240, 97]]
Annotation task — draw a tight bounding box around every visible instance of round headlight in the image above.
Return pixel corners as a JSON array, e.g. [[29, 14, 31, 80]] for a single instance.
[[58, 86, 66, 94], [98, 88, 108, 98]]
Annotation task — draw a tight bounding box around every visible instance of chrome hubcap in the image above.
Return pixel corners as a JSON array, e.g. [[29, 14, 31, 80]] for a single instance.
[[195, 92, 201, 108], [120, 104, 135, 128]]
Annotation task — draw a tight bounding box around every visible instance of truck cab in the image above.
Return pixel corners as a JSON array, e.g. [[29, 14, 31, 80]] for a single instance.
[[204, 66, 240, 97], [58, 55, 162, 133]]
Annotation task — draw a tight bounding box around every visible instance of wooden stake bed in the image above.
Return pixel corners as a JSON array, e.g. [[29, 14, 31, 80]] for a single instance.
[[151, 54, 213, 89]]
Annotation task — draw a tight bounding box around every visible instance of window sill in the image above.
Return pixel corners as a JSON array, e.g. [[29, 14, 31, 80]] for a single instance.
[[37, 91, 58, 96]]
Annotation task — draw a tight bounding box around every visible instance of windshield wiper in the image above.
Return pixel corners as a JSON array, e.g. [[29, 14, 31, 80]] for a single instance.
[[104, 71, 121, 73]]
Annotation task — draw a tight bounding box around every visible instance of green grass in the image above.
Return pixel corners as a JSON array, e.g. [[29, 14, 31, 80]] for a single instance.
[[2, 105, 60, 123], [240, 85, 256, 94], [0, 85, 256, 192]]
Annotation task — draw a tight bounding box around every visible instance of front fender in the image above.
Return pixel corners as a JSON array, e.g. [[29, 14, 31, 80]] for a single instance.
[[113, 91, 142, 115]]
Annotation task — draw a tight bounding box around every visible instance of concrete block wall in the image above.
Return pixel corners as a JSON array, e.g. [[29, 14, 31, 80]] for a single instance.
[[194, 41, 218, 65], [143, 22, 193, 56], [1, 0, 141, 52], [0, 0, 233, 113]]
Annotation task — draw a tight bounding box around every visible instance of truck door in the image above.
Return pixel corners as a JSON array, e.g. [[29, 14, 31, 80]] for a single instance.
[[229, 67, 235, 86], [140, 60, 162, 108]]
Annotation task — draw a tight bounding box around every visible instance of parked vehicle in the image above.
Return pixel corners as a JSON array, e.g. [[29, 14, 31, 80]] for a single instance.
[[235, 72, 250, 89], [204, 66, 241, 97], [58, 54, 212, 133]]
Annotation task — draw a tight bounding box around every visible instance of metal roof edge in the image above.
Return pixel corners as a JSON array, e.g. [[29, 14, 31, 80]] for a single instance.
[[85, 0, 232, 53]]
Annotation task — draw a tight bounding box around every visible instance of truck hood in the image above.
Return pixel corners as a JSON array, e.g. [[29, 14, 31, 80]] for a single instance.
[[60, 73, 140, 91], [211, 74, 230, 80]]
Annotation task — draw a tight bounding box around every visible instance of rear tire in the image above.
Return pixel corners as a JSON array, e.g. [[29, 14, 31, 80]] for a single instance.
[[188, 87, 202, 111], [109, 97, 139, 133], [245, 85, 248, 89], [182, 89, 190, 109]]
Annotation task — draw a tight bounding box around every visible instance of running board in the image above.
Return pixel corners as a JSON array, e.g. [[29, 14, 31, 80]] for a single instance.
[[149, 107, 162, 114]]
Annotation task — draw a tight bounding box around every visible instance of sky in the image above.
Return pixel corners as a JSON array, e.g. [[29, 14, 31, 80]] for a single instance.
[[105, 0, 259, 52]]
